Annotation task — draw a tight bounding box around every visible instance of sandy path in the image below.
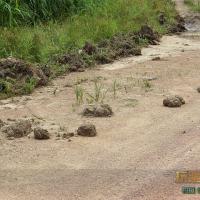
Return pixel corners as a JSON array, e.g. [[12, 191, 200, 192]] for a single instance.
[[1, 1, 200, 200]]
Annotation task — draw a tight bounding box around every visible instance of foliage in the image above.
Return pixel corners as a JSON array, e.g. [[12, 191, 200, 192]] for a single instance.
[[0, 0, 177, 63], [0, 0, 104, 26], [184, 0, 200, 12], [22, 77, 37, 94]]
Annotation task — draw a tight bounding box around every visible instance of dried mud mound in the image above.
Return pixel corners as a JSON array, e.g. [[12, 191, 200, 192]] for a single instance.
[[58, 25, 159, 72], [2, 120, 32, 138], [82, 104, 113, 117], [168, 15, 186, 33], [77, 124, 97, 137], [163, 95, 185, 108], [0, 57, 48, 99], [34, 127, 50, 140]]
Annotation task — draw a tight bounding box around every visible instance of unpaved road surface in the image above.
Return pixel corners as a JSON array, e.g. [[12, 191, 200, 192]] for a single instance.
[[1, 0, 200, 199]]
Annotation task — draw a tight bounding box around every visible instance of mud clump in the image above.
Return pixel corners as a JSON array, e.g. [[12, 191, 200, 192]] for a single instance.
[[163, 95, 185, 108], [58, 52, 93, 72], [158, 13, 166, 25], [77, 124, 97, 137], [40, 64, 52, 78], [138, 25, 159, 45], [152, 57, 161, 61], [2, 120, 32, 138], [58, 26, 160, 71], [0, 57, 48, 98], [83, 42, 97, 55], [34, 127, 50, 140], [0, 57, 48, 86], [62, 132, 74, 139], [82, 104, 113, 117], [169, 15, 186, 33]]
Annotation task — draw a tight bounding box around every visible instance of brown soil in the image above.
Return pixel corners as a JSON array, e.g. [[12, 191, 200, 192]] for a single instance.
[[57, 26, 160, 72], [1, 0, 200, 199], [0, 57, 48, 98]]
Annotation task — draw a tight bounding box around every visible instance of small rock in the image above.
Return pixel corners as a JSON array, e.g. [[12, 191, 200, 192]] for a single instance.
[[163, 95, 185, 108], [56, 133, 61, 137], [3, 120, 32, 138], [64, 84, 73, 88], [182, 130, 186, 134], [83, 42, 97, 55], [34, 127, 50, 140], [175, 95, 185, 105], [77, 68, 85, 72], [7, 118, 16, 122], [7, 137, 15, 140], [27, 134, 31, 139], [152, 57, 161, 61], [197, 87, 200, 93], [82, 104, 113, 117], [77, 124, 97, 137], [62, 132, 74, 139]]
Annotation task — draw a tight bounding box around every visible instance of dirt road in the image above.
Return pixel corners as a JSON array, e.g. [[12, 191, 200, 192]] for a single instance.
[[1, 0, 200, 199]]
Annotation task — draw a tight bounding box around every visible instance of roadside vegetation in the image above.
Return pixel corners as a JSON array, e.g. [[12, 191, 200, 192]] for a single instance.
[[0, 0, 179, 99], [184, 0, 200, 12], [0, 0, 177, 62]]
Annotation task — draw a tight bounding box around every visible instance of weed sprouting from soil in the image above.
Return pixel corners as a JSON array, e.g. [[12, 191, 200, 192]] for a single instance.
[[142, 80, 152, 92], [113, 80, 117, 99], [86, 81, 108, 104], [74, 85, 84, 105]]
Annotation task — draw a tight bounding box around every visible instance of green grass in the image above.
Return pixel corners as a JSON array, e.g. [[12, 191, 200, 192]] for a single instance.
[[184, 0, 200, 12], [0, 0, 177, 63], [0, 0, 104, 26]]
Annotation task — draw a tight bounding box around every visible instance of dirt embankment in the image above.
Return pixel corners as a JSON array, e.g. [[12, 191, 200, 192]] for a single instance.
[[0, 13, 185, 100]]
